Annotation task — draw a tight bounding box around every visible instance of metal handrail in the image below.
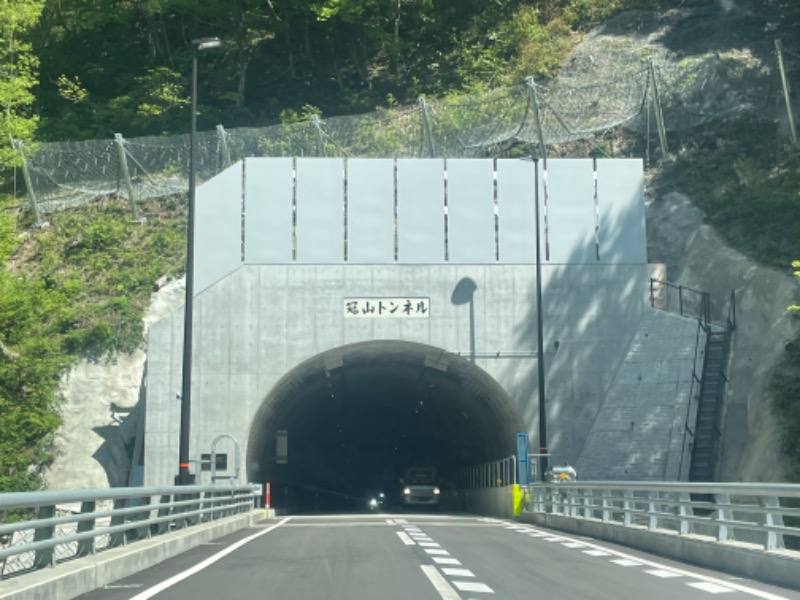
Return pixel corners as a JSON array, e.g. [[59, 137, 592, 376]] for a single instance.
[[523, 481, 800, 551], [453, 455, 517, 489], [0, 484, 260, 578]]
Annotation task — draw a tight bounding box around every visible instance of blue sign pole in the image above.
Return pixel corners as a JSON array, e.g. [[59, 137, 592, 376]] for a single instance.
[[516, 433, 529, 486]]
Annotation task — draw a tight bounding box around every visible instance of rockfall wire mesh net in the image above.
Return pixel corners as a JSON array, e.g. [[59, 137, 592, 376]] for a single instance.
[[14, 25, 791, 218]]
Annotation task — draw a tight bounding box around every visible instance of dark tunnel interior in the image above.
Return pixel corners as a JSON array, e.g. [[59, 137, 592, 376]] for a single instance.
[[246, 340, 524, 513]]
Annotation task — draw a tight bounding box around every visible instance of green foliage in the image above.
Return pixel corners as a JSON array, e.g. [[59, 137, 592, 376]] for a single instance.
[[0, 0, 44, 183], [664, 116, 800, 269], [0, 194, 186, 491], [770, 338, 800, 482]]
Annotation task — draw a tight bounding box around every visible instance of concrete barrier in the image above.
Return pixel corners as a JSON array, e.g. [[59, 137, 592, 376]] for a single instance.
[[0, 510, 263, 600], [519, 512, 800, 591], [443, 486, 517, 518]]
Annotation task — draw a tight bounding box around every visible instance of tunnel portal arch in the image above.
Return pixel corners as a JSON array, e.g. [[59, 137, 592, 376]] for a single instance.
[[246, 340, 523, 509]]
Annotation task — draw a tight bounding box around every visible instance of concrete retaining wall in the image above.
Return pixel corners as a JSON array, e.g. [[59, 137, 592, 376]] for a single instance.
[[443, 487, 516, 519], [0, 511, 262, 600], [519, 512, 800, 591]]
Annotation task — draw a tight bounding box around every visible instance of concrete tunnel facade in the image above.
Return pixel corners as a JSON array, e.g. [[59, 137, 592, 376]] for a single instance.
[[143, 157, 701, 504]]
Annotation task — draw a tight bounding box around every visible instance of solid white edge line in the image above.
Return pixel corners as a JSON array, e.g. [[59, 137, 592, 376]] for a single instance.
[[397, 531, 416, 545], [517, 525, 789, 600], [130, 517, 292, 600], [421, 565, 463, 600]]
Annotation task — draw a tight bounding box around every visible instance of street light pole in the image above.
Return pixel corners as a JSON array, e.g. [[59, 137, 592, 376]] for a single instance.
[[177, 37, 222, 486], [534, 158, 548, 481]]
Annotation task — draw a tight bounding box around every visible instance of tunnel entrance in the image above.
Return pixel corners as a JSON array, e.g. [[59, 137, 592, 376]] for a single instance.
[[246, 340, 523, 512]]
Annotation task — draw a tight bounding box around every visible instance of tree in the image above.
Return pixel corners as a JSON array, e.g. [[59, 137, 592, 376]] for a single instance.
[[0, 0, 44, 183]]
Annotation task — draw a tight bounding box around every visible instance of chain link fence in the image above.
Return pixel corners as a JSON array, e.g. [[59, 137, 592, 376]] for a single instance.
[[12, 29, 795, 221]]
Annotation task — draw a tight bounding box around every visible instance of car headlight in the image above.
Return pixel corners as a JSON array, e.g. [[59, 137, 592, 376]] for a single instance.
[[403, 487, 411, 495], [369, 498, 378, 508], [433, 487, 440, 495]]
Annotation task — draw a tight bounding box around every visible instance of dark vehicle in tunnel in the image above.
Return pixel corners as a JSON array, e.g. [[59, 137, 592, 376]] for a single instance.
[[401, 466, 440, 507]]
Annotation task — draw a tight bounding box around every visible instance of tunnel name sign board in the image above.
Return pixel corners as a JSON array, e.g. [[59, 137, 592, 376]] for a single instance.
[[344, 297, 430, 318]]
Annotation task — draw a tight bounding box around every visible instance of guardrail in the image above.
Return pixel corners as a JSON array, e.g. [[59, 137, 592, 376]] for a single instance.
[[0, 484, 260, 579], [523, 481, 800, 551], [452, 455, 517, 489]]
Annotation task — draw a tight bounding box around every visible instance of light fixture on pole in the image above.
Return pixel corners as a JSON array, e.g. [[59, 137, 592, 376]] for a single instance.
[[177, 36, 222, 486]]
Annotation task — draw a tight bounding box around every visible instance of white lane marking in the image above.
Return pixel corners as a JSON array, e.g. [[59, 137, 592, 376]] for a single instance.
[[526, 532, 548, 537], [517, 526, 790, 600], [442, 568, 475, 578], [426, 548, 450, 555], [611, 559, 644, 567], [561, 542, 586, 548], [453, 581, 494, 594], [394, 518, 408, 524], [582, 549, 611, 556], [104, 585, 144, 589], [130, 517, 291, 600], [434, 557, 462, 565], [687, 582, 736, 594], [397, 531, 416, 545], [419, 542, 441, 547], [542, 537, 563, 542], [421, 565, 463, 600], [645, 569, 683, 579]]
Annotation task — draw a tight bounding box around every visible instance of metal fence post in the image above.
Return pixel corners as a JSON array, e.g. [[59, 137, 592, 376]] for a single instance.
[[311, 115, 327, 157], [647, 57, 669, 158], [601, 489, 612, 522], [216, 124, 232, 169], [114, 134, 141, 222], [418, 97, 435, 157], [775, 40, 799, 148], [11, 140, 44, 227], [525, 77, 548, 161]]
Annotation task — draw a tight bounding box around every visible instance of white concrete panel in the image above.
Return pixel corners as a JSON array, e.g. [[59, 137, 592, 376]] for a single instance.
[[596, 158, 646, 264], [195, 162, 243, 293], [244, 157, 293, 264], [397, 159, 445, 263], [348, 159, 395, 263], [296, 158, 345, 263], [543, 159, 596, 264], [497, 159, 537, 264], [447, 160, 495, 263]]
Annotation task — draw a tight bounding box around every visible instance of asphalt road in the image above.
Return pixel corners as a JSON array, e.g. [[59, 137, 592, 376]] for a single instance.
[[78, 514, 800, 600]]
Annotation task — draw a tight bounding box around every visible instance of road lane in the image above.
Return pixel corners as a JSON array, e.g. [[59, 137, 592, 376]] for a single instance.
[[76, 514, 800, 600]]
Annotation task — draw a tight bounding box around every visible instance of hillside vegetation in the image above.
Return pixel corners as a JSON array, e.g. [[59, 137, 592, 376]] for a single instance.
[[1, 0, 799, 491]]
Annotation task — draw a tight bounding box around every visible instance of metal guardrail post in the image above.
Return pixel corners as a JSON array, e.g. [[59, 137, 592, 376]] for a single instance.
[[762, 496, 784, 550], [623, 491, 634, 526], [715, 494, 733, 542], [648, 492, 660, 530], [76, 501, 97, 557], [678, 492, 692, 535], [32, 505, 56, 569], [109, 498, 128, 547], [601, 490, 612, 523]]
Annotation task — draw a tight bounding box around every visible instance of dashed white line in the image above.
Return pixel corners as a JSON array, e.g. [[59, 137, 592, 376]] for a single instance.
[[442, 568, 475, 578], [687, 582, 736, 594], [421, 565, 463, 600], [396, 531, 415, 545], [452, 581, 494, 594], [419, 542, 442, 547], [610, 559, 643, 567], [426, 548, 451, 555], [433, 557, 462, 565], [561, 542, 586, 548], [517, 525, 790, 599], [582, 549, 611, 556], [645, 569, 683, 579], [542, 536, 563, 542]]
